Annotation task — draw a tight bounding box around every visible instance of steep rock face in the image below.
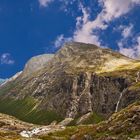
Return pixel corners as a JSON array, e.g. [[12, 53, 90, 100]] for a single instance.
[[118, 87, 140, 112], [0, 42, 140, 124], [65, 73, 130, 118]]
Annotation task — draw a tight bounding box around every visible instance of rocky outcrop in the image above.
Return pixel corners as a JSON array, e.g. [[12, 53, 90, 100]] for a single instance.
[[118, 88, 140, 112], [65, 73, 130, 118]]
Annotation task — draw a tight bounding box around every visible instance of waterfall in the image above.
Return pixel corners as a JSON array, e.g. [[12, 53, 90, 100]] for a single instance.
[[86, 72, 92, 112], [115, 89, 125, 113], [136, 71, 140, 83], [66, 77, 78, 118], [66, 72, 92, 118]]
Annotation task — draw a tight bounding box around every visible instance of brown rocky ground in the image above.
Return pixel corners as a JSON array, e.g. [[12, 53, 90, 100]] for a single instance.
[[39, 101, 140, 140], [1, 101, 140, 140]]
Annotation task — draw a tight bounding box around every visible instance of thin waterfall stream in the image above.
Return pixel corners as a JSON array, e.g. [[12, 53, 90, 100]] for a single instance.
[[115, 89, 126, 113]]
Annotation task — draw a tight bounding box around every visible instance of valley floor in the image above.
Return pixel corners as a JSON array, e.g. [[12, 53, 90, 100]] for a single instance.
[[0, 101, 140, 140]]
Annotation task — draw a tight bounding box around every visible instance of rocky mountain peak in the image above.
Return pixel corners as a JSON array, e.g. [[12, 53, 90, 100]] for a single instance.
[[49, 42, 135, 74], [58, 42, 124, 58], [20, 42, 135, 77]]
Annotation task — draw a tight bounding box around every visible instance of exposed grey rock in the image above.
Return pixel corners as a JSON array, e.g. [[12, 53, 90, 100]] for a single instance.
[[58, 118, 74, 126], [76, 112, 92, 125], [84, 135, 93, 140]]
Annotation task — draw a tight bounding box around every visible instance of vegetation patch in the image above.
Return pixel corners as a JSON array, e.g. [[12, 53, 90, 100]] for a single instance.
[[0, 97, 63, 125], [128, 82, 140, 91], [0, 81, 16, 96], [68, 112, 103, 126], [98, 61, 140, 82], [39, 126, 78, 140], [81, 112, 104, 125], [0, 130, 21, 139]]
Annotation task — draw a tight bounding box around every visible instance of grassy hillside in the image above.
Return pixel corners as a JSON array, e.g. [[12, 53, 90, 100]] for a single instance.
[[0, 97, 63, 125]]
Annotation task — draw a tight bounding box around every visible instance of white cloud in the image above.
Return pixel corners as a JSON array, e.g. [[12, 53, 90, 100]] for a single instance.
[[132, 0, 140, 4], [39, 0, 54, 7], [99, 0, 135, 21], [0, 53, 15, 65], [135, 36, 140, 58], [119, 46, 136, 58], [54, 34, 72, 48], [119, 36, 140, 58], [73, 0, 140, 46], [73, 4, 102, 46], [122, 24, 133, 38], [38, 0, 140, 56], [117, 24, 134, 57], [117, 23, 140, 59], [38, 0, 76, 8]]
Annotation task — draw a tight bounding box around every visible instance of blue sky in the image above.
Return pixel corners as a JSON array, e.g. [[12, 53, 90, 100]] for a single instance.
[[0, 0, 140, 78]]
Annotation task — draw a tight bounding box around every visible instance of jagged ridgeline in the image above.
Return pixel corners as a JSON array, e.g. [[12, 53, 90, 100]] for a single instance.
[[0, 42, 140, 125]]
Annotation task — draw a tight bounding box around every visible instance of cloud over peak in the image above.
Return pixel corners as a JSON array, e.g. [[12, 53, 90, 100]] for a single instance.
[[54, 34, 72, 48], [119, 36, 140, 59], [38, 0, 140, 59], [73, 0, 140, 46]]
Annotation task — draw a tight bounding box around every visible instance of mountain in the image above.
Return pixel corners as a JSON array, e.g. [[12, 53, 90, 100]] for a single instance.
[[0, 42, 140, 125]]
